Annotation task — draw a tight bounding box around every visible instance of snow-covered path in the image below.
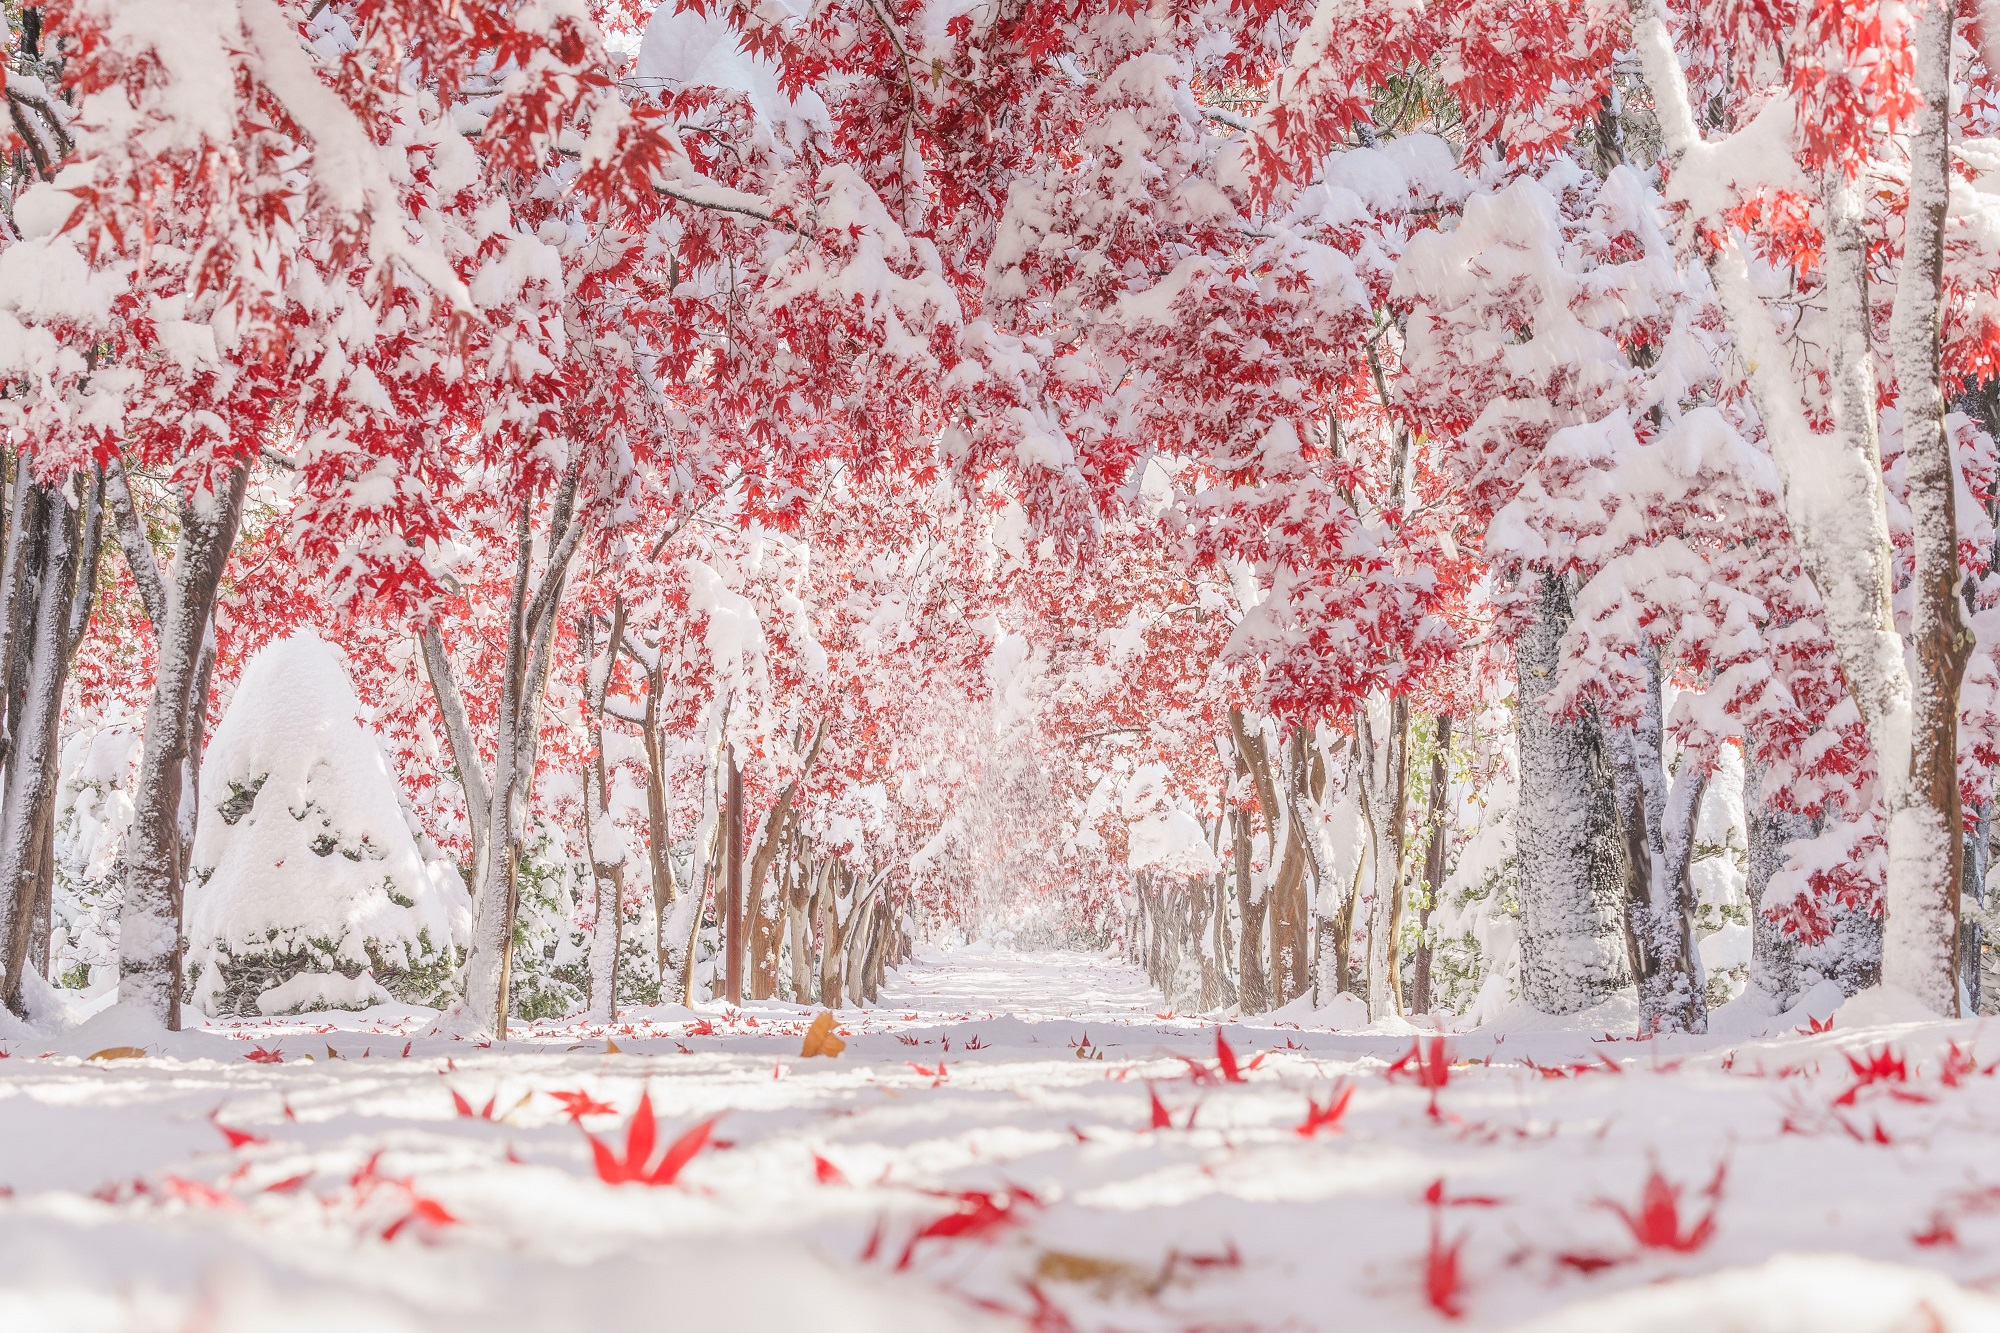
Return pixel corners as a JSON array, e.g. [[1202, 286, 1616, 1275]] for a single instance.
[[7, 948, 2000, 1331]]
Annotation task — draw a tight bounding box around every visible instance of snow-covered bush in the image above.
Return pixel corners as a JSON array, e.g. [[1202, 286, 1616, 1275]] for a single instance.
[[506, 825, 590, 1021], [184, 635, 469, 1016], [50, 723, 141, 991], [1426, 806, 1521, 1024]]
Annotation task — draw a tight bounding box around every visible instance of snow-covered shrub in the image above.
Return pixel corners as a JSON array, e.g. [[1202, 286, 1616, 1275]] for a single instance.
[[50, 723, 141, 990], [184, 634, 469, 1016], [506, 824, 590, 1021], [1426, 806, 1521, 1023]]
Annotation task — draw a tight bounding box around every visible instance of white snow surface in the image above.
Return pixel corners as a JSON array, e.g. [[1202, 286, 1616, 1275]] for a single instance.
[[1, 947, 1998, 1329]]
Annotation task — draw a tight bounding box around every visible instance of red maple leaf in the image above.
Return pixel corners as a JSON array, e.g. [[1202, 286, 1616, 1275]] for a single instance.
[[583, 1092, 718, 1187], [548, 1089, 618, 1121], [813, 1154, 848, 1185], [1295, 1081, 1355, 1137], [1597, 1164, 1721, 1252], [897, 1187, 1039, 1270], [242, 1046, 283, 1065]]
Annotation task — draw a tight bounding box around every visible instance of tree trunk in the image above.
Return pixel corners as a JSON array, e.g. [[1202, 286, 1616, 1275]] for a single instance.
[[1231, 802, 1270, 1014], [1356, 698, 1410, 1018], [1611, 651, 1708, 1033], [428, 472, 585, 1036], [0, 470, 102, 1012], [1410, 715, 1453, 1014], [1637, 4, 1967, 1015], [1511, 571, 1632, 1013], [723, 749, 744, 1005], [1887, 0, 1972, 1014], [117, 461, 248, 1028]]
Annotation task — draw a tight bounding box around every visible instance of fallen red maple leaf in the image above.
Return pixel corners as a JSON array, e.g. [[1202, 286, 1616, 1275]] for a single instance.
[[1424, 1218, 1468, 1319], [1387, 1037, 1453, 1118], [449, 1088, 498, 1120], [210, 1110, 266, 1150], [1598, 1164, 1720, 1252], [814, 1154, 848, 1185], [548, 1089, 618, 1122], [242, 1046, 283, 1065], [896, 1187, 1038, 1270], [583, 1092, 718, 1187], [1833, 1045, 1909, 1107], [381, 1194, 458, 1242], [1296, 1081, 1355, 1137]]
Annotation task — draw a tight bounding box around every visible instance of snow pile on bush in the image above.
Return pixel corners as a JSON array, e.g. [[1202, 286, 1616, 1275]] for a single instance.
[[184, 634, 469, 1016]]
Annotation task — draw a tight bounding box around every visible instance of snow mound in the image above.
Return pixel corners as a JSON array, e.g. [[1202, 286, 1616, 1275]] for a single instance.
[[257, 970, 394, 1016], [1836, 984, 1943, 1028], [184, 633, 469, 1016], [1480, 989, 1642, 1035], [1510, 1254, 2000, 1331]]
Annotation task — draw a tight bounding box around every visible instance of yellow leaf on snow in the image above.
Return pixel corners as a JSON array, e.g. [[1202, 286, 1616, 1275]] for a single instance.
[[86, 1047, 147, 1062], [801, 1011, 845, 1058]]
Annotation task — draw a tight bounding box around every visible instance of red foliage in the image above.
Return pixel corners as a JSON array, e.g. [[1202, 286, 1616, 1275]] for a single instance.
[[896, 1187, 1040, 1270], [582, 1093, 719, 1187], [1296, 1082, 1356, 1137], [547, 1089, 619, 1122], [1596, 1163, 1724, 1253]]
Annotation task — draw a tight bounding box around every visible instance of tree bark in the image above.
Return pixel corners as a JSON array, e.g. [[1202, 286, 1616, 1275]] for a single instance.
[[0, 469, 102, 1012], [427, 469, 585, 1036], [1511, 572, 1632, 1013], [1887, 0, 1972, 1014], [1410, 715, 1453, 1014], [580, 601, 629, 1024], [723, 748, 744, 1005], [117, 460, 248, 1028]]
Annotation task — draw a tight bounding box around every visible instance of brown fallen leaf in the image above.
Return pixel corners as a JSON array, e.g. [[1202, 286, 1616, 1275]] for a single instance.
[[326, 1045, 345, 1060], [801, 1011, 845, 1058], [86, 1047, 147, 1062], [1033, 1250, 1162, 1298], [606, 1037, 623, 1054]]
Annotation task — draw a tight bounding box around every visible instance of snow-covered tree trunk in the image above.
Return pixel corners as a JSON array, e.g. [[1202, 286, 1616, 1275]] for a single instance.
[[116, 461, 249, 1028], [0, 471, 103, 1012], [1638, 0, 1969, 1014], [1230, 788, 1272, 1013], [1887, 0, 1973, 1014], [1232, 711, 1310, 1005], [425, 471, 586, 1036], [1355, 698, 1410, 1018], [1511, 572, 1632, 1013], [1610, 651, 1707, 1032], [580, 607, 628, 1025], [1410, 715, 1453, 1014]]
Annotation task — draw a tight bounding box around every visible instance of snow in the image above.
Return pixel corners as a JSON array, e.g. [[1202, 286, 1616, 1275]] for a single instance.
[[183, 634, 469, 1016], [6, 947, 2000, 1329]]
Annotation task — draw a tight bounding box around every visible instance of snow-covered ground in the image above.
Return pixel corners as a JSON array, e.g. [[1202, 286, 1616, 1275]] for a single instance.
[[7, 947, 2000, 1330]]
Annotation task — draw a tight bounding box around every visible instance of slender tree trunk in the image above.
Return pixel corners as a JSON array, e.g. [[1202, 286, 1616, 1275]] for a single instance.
[[723, 749, 744, 1005], [117, 461, 248, 1028], [0, 470, 102, 1012], [1638, 1, 1965, 1014], [1356, 698, 1410, 1018], [428, 471, 586, 1036], [1232, 802, 1271, 1014], [581, 603, 629, 1024], [1610, 652, 1708, 1032], [1888, 0, 1973, 1014], [1411, 715, 1453, 1014]]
